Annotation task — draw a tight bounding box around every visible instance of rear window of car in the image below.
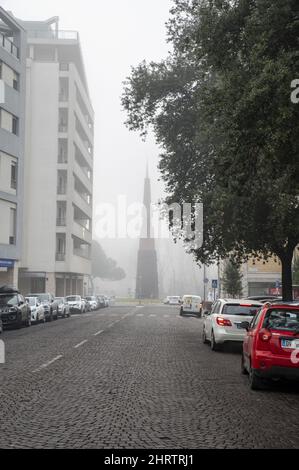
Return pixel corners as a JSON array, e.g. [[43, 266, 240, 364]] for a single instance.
[[222, 304, 260, 316], [66, 296, 80, 301], [263, 309, 299, 332]]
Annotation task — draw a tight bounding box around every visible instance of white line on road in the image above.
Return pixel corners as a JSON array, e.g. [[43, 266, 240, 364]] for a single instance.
[[32, 355, 63, 373], [149, 314, 157, 317], [164, 314, 170, 318], [94, 330, 104, 336], [74, 340, 88, 349], [136, 313, 144, 317]]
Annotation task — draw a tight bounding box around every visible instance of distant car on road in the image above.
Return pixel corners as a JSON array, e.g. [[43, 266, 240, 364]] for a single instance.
[[180, 295, 202, 317], [96, 295, 106, 309], [26, 296, 46, 324], [85, 296, 98, 311], [55, 297, 70, 318], [164, 296, 182, 305], [202, 298, 262, 350], [65, 295, 85, 314], [241, 301, 299, 390], [0, 287, 31, 329], [27, 293, 59, 322]]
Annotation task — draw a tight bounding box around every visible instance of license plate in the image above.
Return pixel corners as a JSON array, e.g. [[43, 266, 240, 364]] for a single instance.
[[235, 323, 243, 329], [281, 339, 299, 349]]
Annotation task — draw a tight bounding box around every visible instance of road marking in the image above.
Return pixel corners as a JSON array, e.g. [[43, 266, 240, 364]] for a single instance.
[[74, 340, 88, 349], [136, 313, 144, 317], [32, 355, 63, 373], [164, 314, 170, 318], [94, 330, 104, 336], [149, 314, 157, 317]]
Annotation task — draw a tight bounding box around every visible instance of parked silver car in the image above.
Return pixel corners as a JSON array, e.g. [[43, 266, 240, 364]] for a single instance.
[[202, 298, 262, 350]]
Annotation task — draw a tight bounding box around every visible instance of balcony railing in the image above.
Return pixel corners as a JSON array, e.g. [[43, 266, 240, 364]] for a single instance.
[[58, 124, 68, 133], [27, 30, 79, 41], [57, 185, 67, 195], [58, 153, 68, 164], [56, 217, 66, 226], [0, 32, 19, 59], [56, 252, 65, 261], [73, 248, 91, 260]]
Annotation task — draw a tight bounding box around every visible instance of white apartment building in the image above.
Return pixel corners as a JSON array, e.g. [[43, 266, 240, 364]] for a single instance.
[[0, 8, 26, 288], [18, 17, 94, 297]]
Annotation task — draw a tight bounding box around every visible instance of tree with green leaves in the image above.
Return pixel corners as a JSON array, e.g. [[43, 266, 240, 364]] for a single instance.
[[122, 0, 299, 300], [221, 259, 243, 298]]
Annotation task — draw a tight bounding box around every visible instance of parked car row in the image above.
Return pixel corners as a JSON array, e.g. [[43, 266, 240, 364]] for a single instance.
[[202, 297, 299, 390], [0, 286, 113, 331]]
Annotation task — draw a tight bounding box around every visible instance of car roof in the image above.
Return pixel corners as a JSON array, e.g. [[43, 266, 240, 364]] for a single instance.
[[264, 301, 299, 308], [218, 298, 263, 305]]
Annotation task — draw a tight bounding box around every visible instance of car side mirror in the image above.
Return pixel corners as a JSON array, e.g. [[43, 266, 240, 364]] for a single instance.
[[240, 321, 250, 331]]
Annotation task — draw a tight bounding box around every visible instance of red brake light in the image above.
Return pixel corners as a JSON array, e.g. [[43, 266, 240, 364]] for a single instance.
[[216, 317, 232, 327], [258, 328, 272, 342]]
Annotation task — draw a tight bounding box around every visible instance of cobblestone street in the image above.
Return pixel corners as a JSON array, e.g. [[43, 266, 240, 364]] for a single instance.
[[1, 304, 299, 449]]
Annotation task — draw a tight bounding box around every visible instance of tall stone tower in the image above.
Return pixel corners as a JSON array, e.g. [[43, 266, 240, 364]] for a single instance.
[[135, 166, 159, 299]]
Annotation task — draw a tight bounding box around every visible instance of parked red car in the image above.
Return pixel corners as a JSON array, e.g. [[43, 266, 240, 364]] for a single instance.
[[241, 302, 299, 390]]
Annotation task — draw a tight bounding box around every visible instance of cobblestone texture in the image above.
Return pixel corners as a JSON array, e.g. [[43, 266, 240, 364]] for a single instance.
[[0, 304, 299, 449]]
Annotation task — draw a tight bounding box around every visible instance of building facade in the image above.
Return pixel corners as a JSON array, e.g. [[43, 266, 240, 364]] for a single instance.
[[17, 17, 94, 296], [0, 8, 26, 288]]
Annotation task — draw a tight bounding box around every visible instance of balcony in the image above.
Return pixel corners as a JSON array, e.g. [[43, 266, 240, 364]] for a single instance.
[[74, 160, 92, 192], [0, 32, 19, 59], [74, 132, 93, 167], [27, 30, 79, 41], [72, 220, 92, 244], [73, 190, 92, 218]]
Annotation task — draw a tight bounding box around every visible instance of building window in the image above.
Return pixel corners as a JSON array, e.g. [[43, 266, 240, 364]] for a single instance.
[[10, 161, 17, 189], [56, 234, 66, 261], [9, 207, 16, 245], [0, 61, 19, 90], [0, 108, 18, 135]]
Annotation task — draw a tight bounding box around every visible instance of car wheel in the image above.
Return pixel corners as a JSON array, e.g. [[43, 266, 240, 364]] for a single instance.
[[241, 353, 248, 375], [179, 308, 184, 316], [25, 315, 31, 327], [249, 363, 267, 390], [211, 330, 220, 351], [202, 327, 209, 344], [16, 314, 23, 329]]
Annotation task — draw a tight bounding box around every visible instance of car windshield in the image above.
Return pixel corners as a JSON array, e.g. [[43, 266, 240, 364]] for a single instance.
[[26, 297, 37, 306], [222, 304, 260, 316], [67, 296, 80, 301], [264, 309, 299, 331], [35, 294, 49, 302], [0, 294, 18, 306]]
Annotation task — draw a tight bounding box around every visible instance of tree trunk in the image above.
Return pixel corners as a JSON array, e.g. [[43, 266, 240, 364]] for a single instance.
[[280, 250, 294, 301]]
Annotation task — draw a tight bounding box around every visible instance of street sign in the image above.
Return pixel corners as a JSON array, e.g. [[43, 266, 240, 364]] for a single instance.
[[212, 279, 218, 289], [0, 260, 14, 268]]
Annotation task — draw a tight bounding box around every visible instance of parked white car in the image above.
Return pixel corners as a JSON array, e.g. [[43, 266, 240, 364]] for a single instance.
[[26, 296, 46, 324], [202, 298, 262, 350], [164, 296, 181, 305], [180, 295, 202, 316], [65, 295, 85, 314]]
